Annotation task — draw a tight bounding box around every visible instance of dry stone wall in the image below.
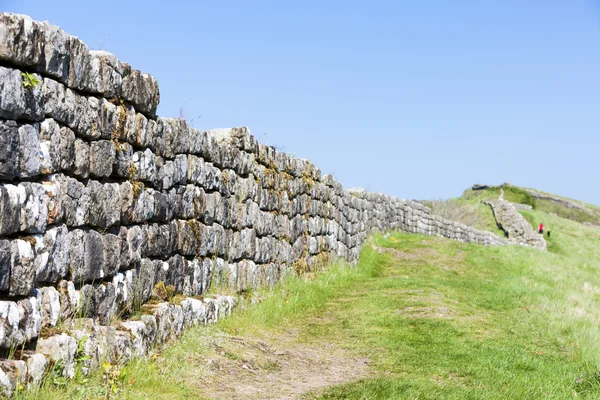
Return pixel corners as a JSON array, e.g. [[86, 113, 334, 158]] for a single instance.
[[485, 199, 546, 250], [0, 12, 507, 394]]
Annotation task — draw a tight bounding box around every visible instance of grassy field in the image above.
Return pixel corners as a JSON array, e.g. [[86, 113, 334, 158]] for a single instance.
[[17, 204, 600, 399]]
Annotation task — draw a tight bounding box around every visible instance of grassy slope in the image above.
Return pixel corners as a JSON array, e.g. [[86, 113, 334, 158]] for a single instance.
[[18, 192, 600, 399]]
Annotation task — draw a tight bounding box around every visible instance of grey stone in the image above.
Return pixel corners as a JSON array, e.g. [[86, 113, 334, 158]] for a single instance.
[[26, 353, 48, 388], [41, 78, 76, 126], [34, 224, 69, 283], [0, 301, 24, 348], [0, 240, 9, 292], [73, 138, 90, 178], [9, 239, 36, 296], [39, 118, 75, 174], [120, 320, 148, 357], [94, 283, 117, 324], [121, 64, 160, 117], [69, 229, 106, 283], [0, 66, 44, 121], [57, 280, 80, 320], [0, 185, 21, 236], [88, 180, 120, 229], [102, 232, 121, 277], [17, 296, 41, 341], [35, 333, 77, 378], [74, 96, 102, 139], [86, 51, 123, 97], [89, 140, 116, 178], [17, 182, 48, 233], [67, 35, 91, 91], [0, 359, 26, 398], [113, 141, 133, 177], [38, 286, 61, 329], [120, 183, 154, 225], [0, 13, 43, 67], [0, 120, 19, 180], [18, 123, 42, 178]]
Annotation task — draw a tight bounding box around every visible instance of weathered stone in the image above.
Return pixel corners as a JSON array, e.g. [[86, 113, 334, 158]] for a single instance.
[[17, 182, 48, 233], [73, 138, 90, 178], [34, 224, 69, 283], [120, 182, 154, 224], [0, 240, 9, 292], [0, 120, 19, 180], [89, 140, 116, 178], [25, 353, 48, 388], [9, 239, 36, 296], [35, 333, 77, 378], [17, 296, 41, 341], [85, 51, 123, 97], [18, 123, 42, 178], [39, 119, 75, 174], [0, 67, 44, 121], [57, 280, 80, 320], [69, 229, 106, 283], [120, 321, 145, 357], [0, 185, 20, 236], [152, 189, 176, 222], [0, 301, 24, 348], [121, 64, 160, 117], [38, 286, 61, 329], [88, 180, 120, 229], [0, 359, 26, 398], [102, 232, 121, 277], [132, 149, 157, 184], [94, 283, 117, 324]]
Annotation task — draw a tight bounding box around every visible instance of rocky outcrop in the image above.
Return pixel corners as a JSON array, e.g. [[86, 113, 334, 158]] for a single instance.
[[0, 13, 515, 395], [485, 199, 546, 250]]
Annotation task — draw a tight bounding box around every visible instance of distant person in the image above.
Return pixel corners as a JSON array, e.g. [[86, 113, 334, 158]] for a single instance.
[[538, 223, 544, 235], [547, 230, 551, 238]]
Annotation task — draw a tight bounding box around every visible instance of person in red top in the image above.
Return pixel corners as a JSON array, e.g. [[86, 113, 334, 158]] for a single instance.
[[538, 223, 544, 234]]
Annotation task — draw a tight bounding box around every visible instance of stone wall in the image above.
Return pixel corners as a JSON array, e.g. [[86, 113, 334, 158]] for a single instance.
[[485, 199, 546, 250], [0, 12, 507, 394]]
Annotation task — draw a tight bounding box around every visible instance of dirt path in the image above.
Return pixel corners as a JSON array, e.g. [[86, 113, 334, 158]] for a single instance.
[[191, 329, 370, 400]]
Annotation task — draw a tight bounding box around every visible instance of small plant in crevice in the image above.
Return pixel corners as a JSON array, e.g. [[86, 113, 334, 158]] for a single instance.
[[21, 72, 41, 90], [153, 281, 176, 302]]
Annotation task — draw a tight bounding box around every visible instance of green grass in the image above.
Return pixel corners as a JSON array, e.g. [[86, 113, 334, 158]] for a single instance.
[[18, 202, 600, 399]]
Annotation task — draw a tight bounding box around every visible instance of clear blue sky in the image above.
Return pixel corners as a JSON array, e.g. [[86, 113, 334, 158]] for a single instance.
[[4, 0, 600, 204]]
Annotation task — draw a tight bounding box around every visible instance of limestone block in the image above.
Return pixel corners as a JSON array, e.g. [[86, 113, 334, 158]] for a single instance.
[[57, 280, 80, 320], [120, 182, 155, 225], [0, 359, 26, 398], [89, 140, 115, 178], [68, 229, 106, 283], [0, 120, 19, 180], [138, 259, 158, 302], [37, 286, 61, 329], [71, 138, 90, 178], [132, 149, 157, 184], [34, 224, 69, 284], [0, 185, 21, 236], [17, 296, 41, 341], [94, 283, 117, 324], [121, 64, 160, 117], [73, 96, 101, 139], [25, 353, 48, 388], [87, 180, 120, 229], [39, 119, 75, 174], [36, 333, 77, 378], [181, 297, 207, 326], [0, 67, 44, 121], [85, 51, 123, 97], [9, 239, 36, 296]]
